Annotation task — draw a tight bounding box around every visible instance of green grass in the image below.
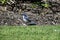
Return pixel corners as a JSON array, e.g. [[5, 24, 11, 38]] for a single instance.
[[0, 25, 60, 40]]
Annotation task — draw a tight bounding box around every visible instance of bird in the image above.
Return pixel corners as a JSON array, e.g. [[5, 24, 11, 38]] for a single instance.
[[22, 12, 36, 25], [22, 13, 31, 23]]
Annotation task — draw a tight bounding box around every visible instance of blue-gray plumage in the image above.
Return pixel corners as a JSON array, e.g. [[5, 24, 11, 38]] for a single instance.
[[22, 13, 31, 22]]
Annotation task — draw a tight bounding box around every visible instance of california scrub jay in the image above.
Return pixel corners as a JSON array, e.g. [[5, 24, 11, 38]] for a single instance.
[[22, 13, 36, 25], [22, 13, 31, 23]]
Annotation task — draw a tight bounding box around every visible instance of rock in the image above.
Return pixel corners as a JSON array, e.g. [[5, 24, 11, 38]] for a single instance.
[[26, 7, 32, 11], [27, 21, 36, 25], [0, 6, 7, 11]]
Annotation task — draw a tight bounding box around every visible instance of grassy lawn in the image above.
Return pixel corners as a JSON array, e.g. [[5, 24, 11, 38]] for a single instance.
[[0, 25, 60, 40]]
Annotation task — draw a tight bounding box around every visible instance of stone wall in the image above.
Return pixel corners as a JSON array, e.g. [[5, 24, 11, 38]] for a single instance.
[[0, 1, 60, 25]]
